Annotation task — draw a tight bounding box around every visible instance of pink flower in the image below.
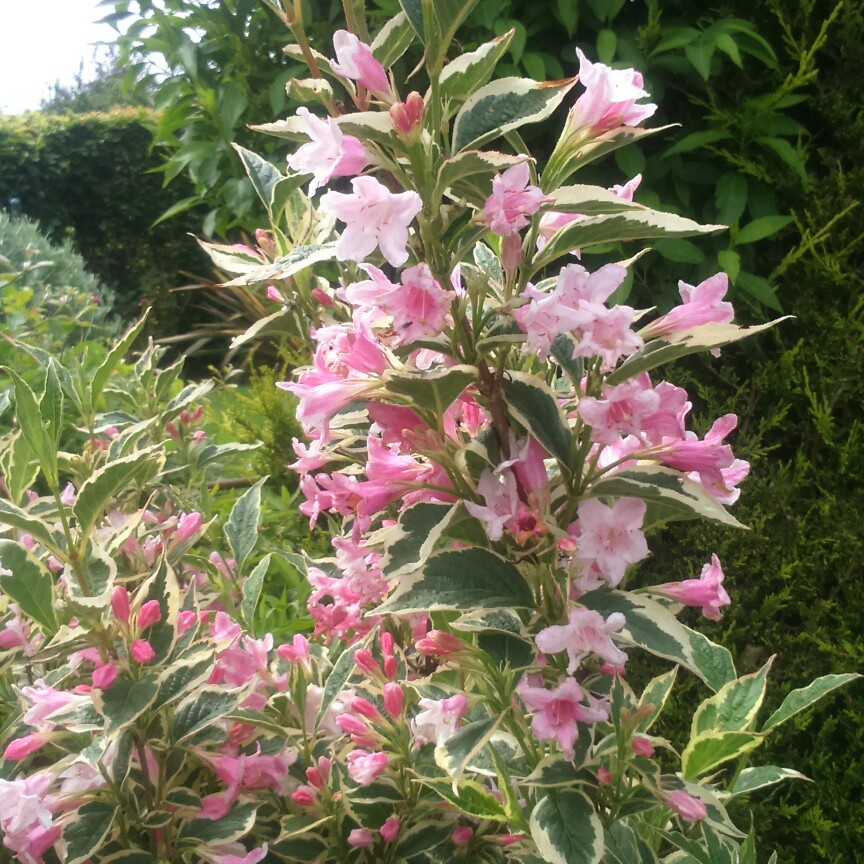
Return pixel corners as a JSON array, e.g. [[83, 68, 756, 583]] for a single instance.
[[643, 272, 735, 341], [346, 749, 389, 785], [348, 828, 374, 848], [519, 677, 609, 760], [572, 497, 649, 587], [451, 826, 474, 846], [380, 815, 401, 842], [665, 789, 708, 823], [412, 694, 469, 747], [651, 554, 730, 621], [389, 263, 452, 344], [0, 773, 60, 864], [482, 161, 546, 236], [535, 606, 628, 673], [331, 30, 391, 95], [464, 467, 521, 541], [20, 681, 84, 726], [59, 482, 76, 506], [579, 376, 661, 446], [172, 511, 203, 546], [320, 176, 422, 266], [136, 599, 162, 631], [130, 639, 155, 664], [212, 843, 269, 864], [4, 732, 51, 761], [569, 49, 656, 135], [288, 107, 369, 195]]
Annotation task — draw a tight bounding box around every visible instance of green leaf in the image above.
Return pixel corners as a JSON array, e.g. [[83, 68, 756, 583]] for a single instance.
[[91, 677, 159, 734], [180, 803, 257, 845], [41, 360, 64, 449], [63, 802, 117, 864], [315, 634, 373, 729], [588, 466, 745, 530], [91, 312, 149, 409], [692, 657, 773, 736], [380, 502, 457, 577], [637, 667, 678, 732], [452, 76, 576, 153], [382, 365, 477, 416], [685, 627, 736, 692], [529, 789, 604, 864], [0, 431, 39, 507], [2, 366, 56, 484], [435, 715, 501, 781], [241, 553, 271, 629], [664, 129, 732, 157], [502, 372, 572, 469], [681, 730, 764, 779], [556, 0, 578, 35], [225, 476, 268, 573], [233, 144, 283, 211], [755, 136, 808, 183], [729, 765, 809, 796], [170, 687, 241, 742], [371, 11, 415, 68], [222, 243, 337, 287], [73, 448, 164, 541], [546, 184, 642, 215], [420, 778, 507, 819], [0, 499, 62, 553], [376, 547, 534, 614], [155, 652, 215, 709], [761, 673, 861, 731], [714, 173, 748, 226], [736, 272, 783, 311], [608, 318, 790, 386], [685, 39, 715, 80], [532, 210, 723, 272], [714, 32, 743, 67], [0, 540, 57, 631], [597, 29, 617, 64], [717, 249, 741, 283], [653, 238, 706, 264], [439, 31, 515, 105], [733, 215, 793, 246]]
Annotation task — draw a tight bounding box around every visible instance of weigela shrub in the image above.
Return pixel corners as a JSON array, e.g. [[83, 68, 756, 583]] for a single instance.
[[0, 4, 858, 864]]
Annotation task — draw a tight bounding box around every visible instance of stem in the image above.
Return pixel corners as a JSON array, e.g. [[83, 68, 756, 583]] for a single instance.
[[289, 1, 323, 79], [53, 490, 91, 596], [134, 733, 160, 859]]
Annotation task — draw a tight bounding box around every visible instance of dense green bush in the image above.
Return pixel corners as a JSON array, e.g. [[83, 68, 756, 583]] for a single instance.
[[0, 109, 208, 330]]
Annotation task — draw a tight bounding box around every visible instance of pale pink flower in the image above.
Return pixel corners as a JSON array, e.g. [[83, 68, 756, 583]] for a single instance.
[[20, 681, 85, 726], [288, 107, 368, 195], [579, 376, 661, 445], [412, 694, 469, 747], [651, 554, 730, 621], [513, 281, 585, 360], [519, 677, 609, 760], [348, 828, 374, 848], [59, 483, 76, 506], [212, 843, 269, 864], [331, 30, 391, 94], [320, 176, 422, 266], [573, 497, 649, 587], [569, 49, 657, 135], [482, 161, 546, 236], [0, 772, 59, 864], [130, 639, 155, 664], [535, 607, 628, 673], [346, 749, 389, 785], [665, 789, 708, 822], [389, 263, 451, 344], [571, 303, 643, 371], [464, 468, 521, 541], [643, 272, 735, 341]]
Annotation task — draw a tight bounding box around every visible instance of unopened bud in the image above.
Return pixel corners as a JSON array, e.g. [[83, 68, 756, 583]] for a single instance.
[[111, 586, 131, 624], [389, 90, 424, 135]]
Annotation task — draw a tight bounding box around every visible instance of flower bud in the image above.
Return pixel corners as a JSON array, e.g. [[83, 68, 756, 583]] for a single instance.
[[389, 91, 424, 135], [348, 828, 373, 848], [383, 656, 398, 680], [350, 697, 381, 720], [174, 511, 203, 545], [665, 789, 708, 823], [415, 629, 464, 657], [291, 785, 316, 806], [380, 815, 401, 842], [631, 735, 655, 757], [111, 586, 131, 624], [597, 766, 613, 785], [131, 639, 155, 664], [353, 648, 382, 677], [383, 683, 404, 717], [137, 599, 162, 631], [92, 663, 119, 690], [451, 826, 473, 846], [177, 610, 197, 635]]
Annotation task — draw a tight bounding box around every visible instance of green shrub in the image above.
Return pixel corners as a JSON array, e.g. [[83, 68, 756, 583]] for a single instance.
[[0, 109, 208, 332]]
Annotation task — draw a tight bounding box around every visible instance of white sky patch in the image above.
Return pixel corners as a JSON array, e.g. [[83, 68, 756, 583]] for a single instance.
[[0, 0, 122, 114]]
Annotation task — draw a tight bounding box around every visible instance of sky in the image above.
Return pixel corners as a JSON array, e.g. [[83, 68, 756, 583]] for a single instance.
[[0, 0, 121, 114]]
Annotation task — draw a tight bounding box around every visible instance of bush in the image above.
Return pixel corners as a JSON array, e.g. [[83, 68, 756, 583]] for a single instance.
[[0, 109, 208, 331]]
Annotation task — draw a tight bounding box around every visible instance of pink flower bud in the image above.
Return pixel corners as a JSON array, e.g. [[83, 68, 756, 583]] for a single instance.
[[336, 714, 370, 738], [631, 735, 655, 757], [665, 789, 708, 823], [498, 833, 525, 846], [350, 697, 381, 720], [331, 30, 391, 95], [266, 285, 286, 303], [348, 828, 373, 848], [4, 732, 50, 760], [92, 663, 119, 690], [389, 91, 424, 135], [60, 482, 76, 506], [383, 656, 398, 680], [353, 649, 381, 677], [291, 785, 316, 806], [130, 639, 155, 664], [380, 631, 394, 656], [137, 599, 162, 631], [310, 287, 333, 307], [380, 815, 401, 842], [383, 683, 404, 717], [192, 406, 204, 422], [597, 766, 613, 785], [415, 629, 464, 657], [451, 826, 473, 846], [180, 409, 191, 425], [177, 610, 197, 635], [174, 511, 203, 544], [111, 586, 131, 623], [165, 422, 179, 440], [501, 233, 523, 273], [306, 766, 325, 790]]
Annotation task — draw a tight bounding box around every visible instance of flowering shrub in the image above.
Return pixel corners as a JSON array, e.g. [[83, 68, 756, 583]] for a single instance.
[[0, 4, 859, 864]]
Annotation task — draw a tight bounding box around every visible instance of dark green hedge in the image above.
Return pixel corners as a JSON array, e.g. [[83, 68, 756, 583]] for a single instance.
[[0, 109, 208, 329]]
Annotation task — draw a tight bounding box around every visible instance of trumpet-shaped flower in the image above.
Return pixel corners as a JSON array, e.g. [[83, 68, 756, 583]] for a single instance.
[[320, 176, 422, 266], [331, 30, 391, 94], [651, 554, 730, 620], [482, 161, 545, 236], [535, 606, 628, 673]]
